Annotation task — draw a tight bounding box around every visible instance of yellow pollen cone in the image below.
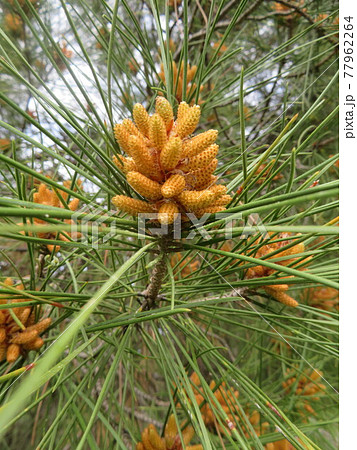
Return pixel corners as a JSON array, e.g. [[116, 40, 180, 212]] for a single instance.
[[113, 155, 137, 174], [149, 113, 168, 151], [148, 424, 166, 449], [160, 136, 183, 171], [265, 283, 289, 291], [158, 202, 179, 225], [122, 118, 142, 138], [24, 337, 44, 350], [187, 65, 197, 82], [112, 99, 228, 223], [165, 414, 178, 438], [112, 195, 155, 216], [161, 174, 186, 198], [68, 198, 80, 211], [177, 189, 215, 209], [182, 144, 219, 171], [183, 426, 196, 446], [128, 135, 162, 180], [133, 103, 150, 137], [190, 159, 218, 188], [26, 318, 52, 334], [177, 101, 190, 123], [209, 184, 227, 199], [10, 329, 39, 345], [183, 129, 218, 157], [6, 344, 21, 363], [211, 194, 232, 207], [126, 171, 163, 201], [155, 97, 174, 130], [264, 287, 299, 307], [141, 428, 152, 450], [278, 242, 305, 260], [175, 105, 201, 138], [191, 174, 217, 190], [113, 123, 131, 154]]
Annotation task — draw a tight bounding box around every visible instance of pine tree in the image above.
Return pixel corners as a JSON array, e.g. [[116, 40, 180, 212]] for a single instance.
[[0, 0, 338, 448]]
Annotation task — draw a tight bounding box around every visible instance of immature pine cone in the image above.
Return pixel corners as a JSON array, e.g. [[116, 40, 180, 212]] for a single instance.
[[112, 97, 231, 224]]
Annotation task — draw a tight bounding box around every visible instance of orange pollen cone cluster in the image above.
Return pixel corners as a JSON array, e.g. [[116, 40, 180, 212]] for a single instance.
[[20, 180, 82, 253], [177, 372, 239, 432], [136, 414, 202, 450], [304, 286, 339, 312], [158, 62, 204, 104], [112, 97, 231, 224], [282, 368, 326, 417], [245, 232, 311, 307], [283, 368, 325, 396], [0, 278, 51, 363]]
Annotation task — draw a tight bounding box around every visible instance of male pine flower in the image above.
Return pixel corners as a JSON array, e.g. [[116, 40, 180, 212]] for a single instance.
[[112, 97, 231, 224], [133, 103, 150, 137], [161, 174, 186, 198], [183, 129, 218, 157]]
